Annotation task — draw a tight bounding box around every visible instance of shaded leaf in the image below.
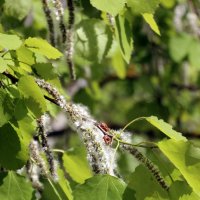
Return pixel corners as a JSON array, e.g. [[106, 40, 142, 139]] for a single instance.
[[0, 123, 28, 169], [0, 89, 14, 127], [41, 168, 73, 200], [75, 19, 113, 63], [14, 98, 29, 120], [0, 171, 34, 200], [73, 175, 126, 200], [24, 37, 62, 59], [18, 75, 47, 118], [169, 181, 199, 200], [32, 63, 57, 80], [123, 165, 168, 200]]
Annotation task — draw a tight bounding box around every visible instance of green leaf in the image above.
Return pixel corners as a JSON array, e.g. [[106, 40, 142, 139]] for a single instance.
[[62, 151, 92, 184], [0, 123, 28, 169], [42, 168, 73, 200], [169, 34, 192, 62], [13, 111, 35, 143], [41, 170, 73, 200], [123, 165, 168, 200], [18, 75, 47, 118], [0, 57, 8, 72], [188, 40, 200, 69], [169, 181, 199, 200], [111, 48, 126, 79], [90, 0, 125, 16], [0, 171, 34, 200], [16, 45, 35, 72], [127, 0, 160, 14], [41, 179, 63, 200], [145, 116, 187, 141], [75, 19, 113, 63], [56, 168, 73, 200], [73, 175, 126, 200], [158, 139, 200, 196], [14, 98, 29, 120], [160, 0, 175, 8], [32, 63, 57, 80], [0, 33, 22, 50], [24, 37, 62, 59], [115, 15, 133, 63], [142, 13, 160, 35], [1, 51, 14, 66], [3, 0, 32, 20], [0, 89, 14, 127]]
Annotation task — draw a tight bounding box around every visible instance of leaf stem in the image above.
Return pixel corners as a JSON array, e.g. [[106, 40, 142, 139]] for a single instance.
[[47, 178, 62, 200], [114, 138, 158, 149], [122, 117, 146, 131], [53, 149, 65, 154]]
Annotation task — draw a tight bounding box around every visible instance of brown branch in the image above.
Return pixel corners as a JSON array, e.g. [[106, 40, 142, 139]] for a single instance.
[[2, 71, 18, 84]]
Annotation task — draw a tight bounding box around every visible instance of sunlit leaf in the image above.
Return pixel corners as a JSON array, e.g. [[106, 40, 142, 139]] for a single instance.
[[115, 15, 133, 63], [160, 0, 175, 8], [62, 151, 92, 184], [57, 168, 73, 200], [0, 57, 8, 72], [24, 37, 62, 59], [127, 0, 160, 14], [142, 13, 160, 35], [111, 48, 126, 79], [90, 0, 125, 16], [0, 33, 22, 50], [158, 139, 200, 196], [145, 116, 187, 141]]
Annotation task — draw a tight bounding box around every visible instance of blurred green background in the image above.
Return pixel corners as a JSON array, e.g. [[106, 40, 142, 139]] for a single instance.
[[1, 0, 200, 179], [1, 0, 200, 137]]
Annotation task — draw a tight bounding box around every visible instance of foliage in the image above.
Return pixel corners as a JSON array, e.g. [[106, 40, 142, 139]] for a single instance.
[[0, 0, 200, 199]]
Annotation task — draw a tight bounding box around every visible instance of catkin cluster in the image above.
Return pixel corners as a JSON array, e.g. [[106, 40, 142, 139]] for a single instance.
[[36, 78, 116, 175]]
